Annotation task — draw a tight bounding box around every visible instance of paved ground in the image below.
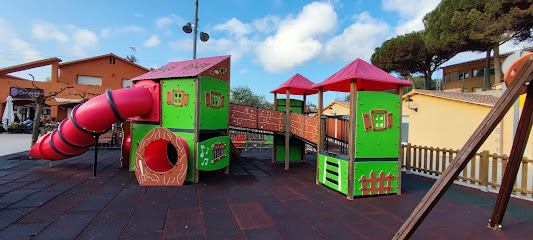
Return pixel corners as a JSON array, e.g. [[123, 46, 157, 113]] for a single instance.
[[0, 150, 532, 240], [0, 133, 32, 156]]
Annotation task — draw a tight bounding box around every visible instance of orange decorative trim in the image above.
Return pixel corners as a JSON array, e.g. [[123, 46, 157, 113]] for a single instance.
[[134, 127, 188, 186]]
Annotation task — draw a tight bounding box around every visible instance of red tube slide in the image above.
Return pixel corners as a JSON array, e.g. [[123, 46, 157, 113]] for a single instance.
[[29, 87, 153, 160]]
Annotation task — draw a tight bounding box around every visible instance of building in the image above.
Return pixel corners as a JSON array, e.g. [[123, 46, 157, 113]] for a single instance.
[[442, 48, 532, 93], [321, 100, 350, 116], [0, 53, 149, 124], [402, 89, 531, 158]]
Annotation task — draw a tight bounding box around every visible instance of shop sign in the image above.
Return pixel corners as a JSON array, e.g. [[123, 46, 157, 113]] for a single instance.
[[9, 87, 43, 99]]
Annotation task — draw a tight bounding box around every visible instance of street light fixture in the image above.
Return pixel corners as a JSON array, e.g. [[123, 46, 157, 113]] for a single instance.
[[182, 0, 209, 59], [199, 32, 209, 42], [182, 23, 192, 34]]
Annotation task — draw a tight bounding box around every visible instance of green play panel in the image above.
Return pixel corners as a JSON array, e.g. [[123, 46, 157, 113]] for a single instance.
[[197, 136, 230, 171], [200, 76, 229, 130], [161, 78, 196, 130], [274, 135, 303, 162], [355, 91, 400, 159], [129, 123, 159, 171], [317, 153, 398, 196]]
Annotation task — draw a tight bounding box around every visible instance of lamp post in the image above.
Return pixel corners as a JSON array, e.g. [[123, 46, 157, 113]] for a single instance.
[[183, 0, 209, 59]]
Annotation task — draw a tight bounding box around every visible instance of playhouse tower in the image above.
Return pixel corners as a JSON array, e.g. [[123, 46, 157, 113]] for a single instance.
[[127, 55, 231, 185]]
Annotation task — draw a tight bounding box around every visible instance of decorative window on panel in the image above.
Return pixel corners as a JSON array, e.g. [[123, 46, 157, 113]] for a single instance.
[[77, 75, 102, 86]]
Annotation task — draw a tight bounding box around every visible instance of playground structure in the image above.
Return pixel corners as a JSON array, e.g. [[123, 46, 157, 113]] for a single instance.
[[28, 55, 412, 196]]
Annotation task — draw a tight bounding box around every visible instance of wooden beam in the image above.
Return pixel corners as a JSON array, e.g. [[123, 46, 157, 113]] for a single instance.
[[396, 85, 403, 195], [489, 84, 533, 228], [274, 93, 277, 110], [347, 79, 357, 200], [285, 88, 291, 170], [316, 87, 323, 184], [301, 93, 307, 162], [193, 75, 201, 183], [302, 93, 307, 114], [393, 57, 533, 239], [273, 93, 277, 163]]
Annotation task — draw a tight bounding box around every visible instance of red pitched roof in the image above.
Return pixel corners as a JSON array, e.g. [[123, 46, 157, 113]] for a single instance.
[[313, 58, 412, 92], [0, 57, 61, 75], [131, 55, 230, 80], [270, 73, 318, 95], [60, 53, 149, 72]]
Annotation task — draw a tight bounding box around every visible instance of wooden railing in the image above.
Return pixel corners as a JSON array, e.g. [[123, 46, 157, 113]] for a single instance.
[[401, 143, 533, 198]]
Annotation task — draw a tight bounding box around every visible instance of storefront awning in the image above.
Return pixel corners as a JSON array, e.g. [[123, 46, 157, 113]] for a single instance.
[[54, 97, 84, 103]]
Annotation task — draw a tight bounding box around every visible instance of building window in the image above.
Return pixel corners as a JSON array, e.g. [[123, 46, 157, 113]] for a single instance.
[[472, 67, 496, 77], [77, 75, 102, 86], [459, 70, 469, 79], [122, 79, 132, 88], [472, 68, 484, 77], [109, 57, 116, 64], [448, 71, 460, 81]]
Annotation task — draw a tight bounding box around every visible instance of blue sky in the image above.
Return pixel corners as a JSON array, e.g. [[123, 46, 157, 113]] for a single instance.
[[0, 0, 528, 105]]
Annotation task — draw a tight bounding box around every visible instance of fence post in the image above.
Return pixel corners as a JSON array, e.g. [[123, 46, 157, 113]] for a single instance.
[[480, 150, 489, 192], [405, 143, 412, 174]]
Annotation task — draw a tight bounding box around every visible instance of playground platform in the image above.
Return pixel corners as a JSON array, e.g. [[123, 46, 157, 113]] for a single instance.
[[0, 150, 532, 240]]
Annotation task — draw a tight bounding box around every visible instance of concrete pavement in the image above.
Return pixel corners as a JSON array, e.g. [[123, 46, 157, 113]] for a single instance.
[[0, 132, 32, 156]]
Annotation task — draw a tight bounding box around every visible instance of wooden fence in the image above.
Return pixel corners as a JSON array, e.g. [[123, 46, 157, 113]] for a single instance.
[[401, 143, 533, 198]]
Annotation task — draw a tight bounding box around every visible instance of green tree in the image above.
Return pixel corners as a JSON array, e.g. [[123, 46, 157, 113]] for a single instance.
[[230, 86, 273, 109], [424, 0, 533, 88], [371, 31, 454, 90]]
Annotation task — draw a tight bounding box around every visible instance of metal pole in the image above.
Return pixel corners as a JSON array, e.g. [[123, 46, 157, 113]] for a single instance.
[[192, 0, 199, 59], [93, 135, 99, 177]]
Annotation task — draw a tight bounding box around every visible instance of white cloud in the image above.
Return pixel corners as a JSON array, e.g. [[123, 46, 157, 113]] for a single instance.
[[169, 37, 256, 61], [32, 21, 69, 42], [100, 25, 144, 38], [143, 35, 161, 47], [382, 0, 440, 35], [100, 27, 112, 38], [71, 29, 99, 57], [156, 14, 185, 30], [252, 15, 281, 34], [256, 2, 337, 72], [323, 12, 390, 61], [0, 18, 43, 62], [214, 18, 252, 37]]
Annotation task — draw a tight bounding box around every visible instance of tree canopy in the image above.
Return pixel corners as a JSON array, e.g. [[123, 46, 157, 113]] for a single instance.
[[424, 0, 533, 85], [371, 31, 454, 90], [230, 86, 273, 109]]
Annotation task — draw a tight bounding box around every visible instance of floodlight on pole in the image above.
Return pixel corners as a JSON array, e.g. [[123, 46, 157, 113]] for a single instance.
[[200, 32, 209, 42], [182, 22, 192, 33], [181, 0, 209, 59]]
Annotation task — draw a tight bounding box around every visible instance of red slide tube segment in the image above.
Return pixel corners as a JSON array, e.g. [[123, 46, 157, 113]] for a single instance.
[[29, 87, 154, 160]]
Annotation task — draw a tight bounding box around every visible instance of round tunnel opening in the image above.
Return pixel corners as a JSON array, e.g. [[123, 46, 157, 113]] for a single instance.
[[144, 140, 178, 173]]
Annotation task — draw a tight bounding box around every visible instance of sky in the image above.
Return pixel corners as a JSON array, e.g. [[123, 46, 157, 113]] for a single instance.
[[0, 0, 530, 105]]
